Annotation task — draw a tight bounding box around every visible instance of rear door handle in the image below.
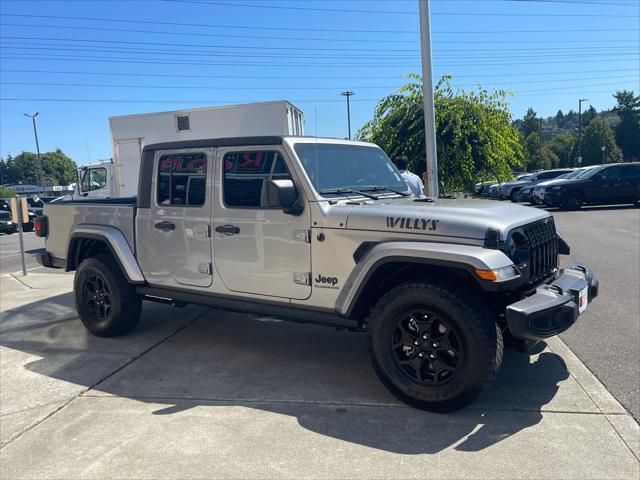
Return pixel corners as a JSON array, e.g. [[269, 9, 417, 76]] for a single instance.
[[154, 221, 176, 231], [215, 224, 240, 235]]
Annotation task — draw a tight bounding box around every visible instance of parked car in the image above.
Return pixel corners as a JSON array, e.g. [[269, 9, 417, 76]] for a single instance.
[[498, 169, 573, 202], [541, 163, 640, 210], [532, 167, 599, 205], [0, 202, 16, 234], [0, 197, 38, 232]]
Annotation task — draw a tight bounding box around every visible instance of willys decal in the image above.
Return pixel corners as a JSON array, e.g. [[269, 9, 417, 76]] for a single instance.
[[386, 217, 440, 231]]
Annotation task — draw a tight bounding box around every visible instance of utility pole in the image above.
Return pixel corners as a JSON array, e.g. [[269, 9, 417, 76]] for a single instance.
[[419, 0, 438, 198], [24, 112, 43, 192], [577, 99, 588, 166], [539, 117, 543, 164], [340, 91, 355, 139]]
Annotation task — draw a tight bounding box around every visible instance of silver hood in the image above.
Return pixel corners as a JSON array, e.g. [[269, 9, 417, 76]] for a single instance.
[[344, 197, 551, 240]]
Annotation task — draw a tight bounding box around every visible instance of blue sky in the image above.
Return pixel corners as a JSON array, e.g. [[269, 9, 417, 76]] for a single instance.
[[0, 0, 638, 166]]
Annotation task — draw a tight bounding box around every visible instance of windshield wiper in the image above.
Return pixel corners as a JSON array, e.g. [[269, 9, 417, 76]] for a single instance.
[[319, 188, 381, 200], [360, 186, 411, 197]]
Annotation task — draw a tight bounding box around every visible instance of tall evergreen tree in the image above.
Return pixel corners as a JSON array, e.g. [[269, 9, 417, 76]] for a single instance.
[[613, 90, 640, 161]]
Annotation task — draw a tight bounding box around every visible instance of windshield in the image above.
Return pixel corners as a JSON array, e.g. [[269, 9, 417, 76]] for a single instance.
[[515, 174, 532, 182], [293, 143, 408, 195], [27, 198, 44, 208], [579, 166, 606, 179]]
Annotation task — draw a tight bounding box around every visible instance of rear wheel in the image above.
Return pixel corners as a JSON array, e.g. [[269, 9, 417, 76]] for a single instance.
[[367, 280, 503, 412], [510, 190, 520, 202], [561, 192, 584, 210], [74, 254, 142, 337]]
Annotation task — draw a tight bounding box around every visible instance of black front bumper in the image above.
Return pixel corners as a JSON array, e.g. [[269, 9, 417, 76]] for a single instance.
[[506, 262, 599, 341]]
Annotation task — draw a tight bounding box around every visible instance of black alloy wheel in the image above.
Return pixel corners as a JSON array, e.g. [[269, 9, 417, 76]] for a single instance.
[[389, 310, 463, 387], [82, 271, 112, 323]]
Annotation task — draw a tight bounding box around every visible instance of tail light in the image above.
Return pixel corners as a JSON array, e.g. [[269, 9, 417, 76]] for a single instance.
[[34, 215, 48, 237]]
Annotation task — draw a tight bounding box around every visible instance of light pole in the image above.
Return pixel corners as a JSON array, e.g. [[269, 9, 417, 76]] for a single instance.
[[23, 112, 43, 192], [419, 0, 438, 197], [340, 91, 355, 139], [577, 99, 588, 167], [601, 145, 606, 164]]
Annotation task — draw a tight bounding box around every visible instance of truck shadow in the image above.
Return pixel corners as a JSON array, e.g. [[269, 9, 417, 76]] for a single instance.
[[2, 292, 571, 455]]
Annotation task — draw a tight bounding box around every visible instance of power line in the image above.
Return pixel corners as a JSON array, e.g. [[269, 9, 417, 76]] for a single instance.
[[162, 0, 633, 16], [3, 68, 636, 81], [1, 13, 638, 35], [3, 51, 637, 67], [3, 22, 638, 44], [1, 80, 633, 105], [3, 75, 637, 90], [2, 41, 635, 58], [1, 35, 636, 55]]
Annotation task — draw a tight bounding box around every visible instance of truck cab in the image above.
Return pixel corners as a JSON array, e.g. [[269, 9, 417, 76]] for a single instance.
[[75, 162, 115, 199]]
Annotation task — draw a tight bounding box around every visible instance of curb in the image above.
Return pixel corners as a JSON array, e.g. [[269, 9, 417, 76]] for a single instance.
[[547, 336, 639, 461]]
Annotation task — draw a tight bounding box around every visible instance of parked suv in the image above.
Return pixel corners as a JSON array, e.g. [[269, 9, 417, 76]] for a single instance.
[[499, 169, 574, 202], [542, 163, 640, 210]]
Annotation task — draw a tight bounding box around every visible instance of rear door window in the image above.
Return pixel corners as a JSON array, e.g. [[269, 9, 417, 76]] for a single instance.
[[157, 152, 208, 206]]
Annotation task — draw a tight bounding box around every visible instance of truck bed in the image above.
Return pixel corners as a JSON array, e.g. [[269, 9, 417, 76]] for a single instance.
[[43, 199, 137, 264]]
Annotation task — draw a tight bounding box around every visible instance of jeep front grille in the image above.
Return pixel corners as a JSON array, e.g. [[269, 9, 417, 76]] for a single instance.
[[506, 218, 559, 285], [522, 218, 558, 284]]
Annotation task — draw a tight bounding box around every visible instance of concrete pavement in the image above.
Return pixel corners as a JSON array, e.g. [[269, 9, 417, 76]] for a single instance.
[[1, 271, 638, 479]]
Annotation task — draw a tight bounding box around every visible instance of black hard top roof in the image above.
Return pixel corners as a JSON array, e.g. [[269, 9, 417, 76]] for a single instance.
[[143, 136, 285, 152]]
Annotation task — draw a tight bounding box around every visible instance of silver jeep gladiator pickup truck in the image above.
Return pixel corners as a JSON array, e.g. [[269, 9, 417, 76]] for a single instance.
[[34, 136, 598, 411]]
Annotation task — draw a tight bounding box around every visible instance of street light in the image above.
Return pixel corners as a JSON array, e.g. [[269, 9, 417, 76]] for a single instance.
[[601, 145, 606, 164], [23, 112, 43, 193], [340, 91, 355, 139], [577, 99, 588, 167]]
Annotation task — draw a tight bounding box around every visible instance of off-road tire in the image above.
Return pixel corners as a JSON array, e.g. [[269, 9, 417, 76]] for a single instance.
[[74, 254, 142, 337], [561, 192, 584, 210], [367, 280, 503, 412]]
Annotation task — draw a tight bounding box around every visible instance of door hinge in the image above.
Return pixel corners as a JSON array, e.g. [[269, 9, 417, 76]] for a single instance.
[[293, 229, 311, 243], [293, 272, 311, 286], [198, 263, 213, 275]]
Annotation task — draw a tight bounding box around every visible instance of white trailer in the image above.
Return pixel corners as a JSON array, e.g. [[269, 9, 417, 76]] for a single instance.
[[76, 101, 304, 199]]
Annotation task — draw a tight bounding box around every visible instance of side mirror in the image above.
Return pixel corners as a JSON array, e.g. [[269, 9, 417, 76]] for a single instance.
[[264, 179, 303, 215]]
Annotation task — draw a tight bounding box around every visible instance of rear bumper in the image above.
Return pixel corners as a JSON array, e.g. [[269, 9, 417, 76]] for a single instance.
[[28, 248, 64, 269], [506, 262, 598, 341], [0, 220, 16, 233]]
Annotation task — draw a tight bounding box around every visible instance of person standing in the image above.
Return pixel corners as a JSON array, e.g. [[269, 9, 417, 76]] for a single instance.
[[392, 155, 424, 197]]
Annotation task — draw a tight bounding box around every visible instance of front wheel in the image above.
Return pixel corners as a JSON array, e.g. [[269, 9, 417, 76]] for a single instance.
[[561, 192, 584, 210], [367, 281, 503, 412], [74, 254, 142, 337]]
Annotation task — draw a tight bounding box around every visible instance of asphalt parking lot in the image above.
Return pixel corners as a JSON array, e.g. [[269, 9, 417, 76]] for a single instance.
[[0, 204, 638, 478]]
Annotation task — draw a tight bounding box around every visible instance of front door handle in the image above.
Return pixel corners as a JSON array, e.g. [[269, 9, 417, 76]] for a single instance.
[[215, 224, 240, 235], [154, 220, 176, 231]]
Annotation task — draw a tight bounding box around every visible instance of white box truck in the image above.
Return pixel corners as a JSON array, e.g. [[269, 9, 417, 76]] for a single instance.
[[75, 100, 304, 199]]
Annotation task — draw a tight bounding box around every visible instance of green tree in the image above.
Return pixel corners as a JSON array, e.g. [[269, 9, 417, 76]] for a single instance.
[[0, 187, 16, 197], [2, 149, 77, 185], [581, 117, 623, 165], [583, 105, 597, 125], [612, 90, 640, 161], [547, 133, 576, 168], [524, 132, 558, 170], [42, 149, 77, 185], [521, 108, 540, 138], [357, 75, 523, 193]]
